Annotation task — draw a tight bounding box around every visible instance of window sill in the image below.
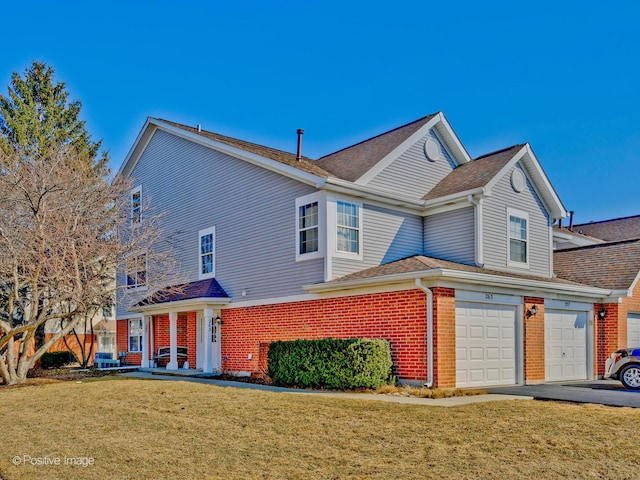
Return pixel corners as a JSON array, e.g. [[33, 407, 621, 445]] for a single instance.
[[296, 251, 324, 262]]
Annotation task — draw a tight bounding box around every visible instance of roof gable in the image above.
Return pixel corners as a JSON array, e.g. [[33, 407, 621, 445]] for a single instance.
[[315, 112, 471, 184], [424, 144, 524, 200], [423, 143, 567, 219]]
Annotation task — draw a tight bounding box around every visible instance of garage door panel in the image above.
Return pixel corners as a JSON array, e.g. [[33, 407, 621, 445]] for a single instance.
[[469, 326, 484, 338], [486, 347, 499, 360], [469, 347, 484, 360], [628, 314, 640, 347], [545, 309, 587, 382], [456, 302, 517, 388]]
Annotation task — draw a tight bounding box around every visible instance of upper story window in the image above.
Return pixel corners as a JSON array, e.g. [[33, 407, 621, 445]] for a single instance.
[[199, 226, 216, 279], [507, 208, 529, 267], [295, 193, 324, 262], [131, 185, 142, 224], [126, 254, 147, 289], [336, 201, 360, 254], [298, 202, 319, 255]]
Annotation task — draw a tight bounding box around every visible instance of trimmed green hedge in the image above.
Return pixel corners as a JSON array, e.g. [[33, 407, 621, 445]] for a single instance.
[[40, 351, 78, 369], [267, 338, 393, 389]]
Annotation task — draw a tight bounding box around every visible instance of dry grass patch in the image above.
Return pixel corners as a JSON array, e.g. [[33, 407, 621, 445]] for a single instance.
[[375, 384, 486, 398], [0, 378, 638, 479]]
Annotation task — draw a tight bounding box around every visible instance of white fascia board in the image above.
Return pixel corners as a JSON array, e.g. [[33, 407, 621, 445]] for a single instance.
[[626, 270, 640, 296], [552, 229, 602, 247], [483, 145, 528, 193], [304, 267, 612, 298], [121, 118, 327, 188], [354, 115, 442, 185], [129, 296, 232, 314], [423, 187, 487, 210], [116, 117, 155, 179], [324, 178, 426, 211], [432, 112, 472, 165], [354, 113, 471, 185], [485, 144, 567, 219]]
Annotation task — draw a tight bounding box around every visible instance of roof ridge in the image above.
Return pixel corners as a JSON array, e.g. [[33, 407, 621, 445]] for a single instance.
[[574, 213, 640, 227], [474, 143, 526, 161], [154, 118, 314, 161], [554, 237, 640, 253], [317, 112, 439, 160]]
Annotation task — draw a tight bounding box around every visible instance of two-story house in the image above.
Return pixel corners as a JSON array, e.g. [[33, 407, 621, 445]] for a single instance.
[[115, 112, 629, 388]]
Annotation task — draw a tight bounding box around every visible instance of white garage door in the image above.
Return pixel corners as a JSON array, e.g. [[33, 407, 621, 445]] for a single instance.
[[545, 309, 587, 382], [456, 302, 517, 388], [628, 313, 640, 347]]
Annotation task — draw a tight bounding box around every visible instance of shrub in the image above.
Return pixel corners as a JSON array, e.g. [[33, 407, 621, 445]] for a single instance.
[[267, 338, 392, 390], [40, 351, 78, 369]]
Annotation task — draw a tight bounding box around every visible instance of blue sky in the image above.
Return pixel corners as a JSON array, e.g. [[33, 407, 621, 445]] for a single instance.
[[3, 1, 638, 224]]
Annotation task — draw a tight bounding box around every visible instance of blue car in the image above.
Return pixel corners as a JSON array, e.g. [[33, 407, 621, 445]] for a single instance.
[[605, 348, 640, 389]]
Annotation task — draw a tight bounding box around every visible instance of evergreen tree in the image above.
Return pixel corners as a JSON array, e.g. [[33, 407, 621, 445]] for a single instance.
[[0, 61, 107, 164]]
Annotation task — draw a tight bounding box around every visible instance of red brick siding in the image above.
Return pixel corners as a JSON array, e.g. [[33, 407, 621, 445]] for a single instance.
[[44, 333, 97, 365], [431, 287, 456, 388], [116, 319, 141, 365], [523, 297, 544, 383], [221, 289, 428, 381]]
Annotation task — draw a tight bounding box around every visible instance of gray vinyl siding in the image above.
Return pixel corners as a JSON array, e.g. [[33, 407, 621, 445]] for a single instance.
[[482, 163, 552, 277], [424, 207, 475, 265], [331, 204, 423, 279], [117, 129, 323, 317], [367, 129, 457, 199]]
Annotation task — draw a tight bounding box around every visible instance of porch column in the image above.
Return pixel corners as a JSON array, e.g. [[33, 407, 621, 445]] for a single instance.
[[203, 307, 213, 373], [167, 311, 178, 370], [141, 316, 150, 368]]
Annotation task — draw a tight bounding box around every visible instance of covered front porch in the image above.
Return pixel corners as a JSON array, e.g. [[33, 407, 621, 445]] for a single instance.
[[131, 278, 231, 374]]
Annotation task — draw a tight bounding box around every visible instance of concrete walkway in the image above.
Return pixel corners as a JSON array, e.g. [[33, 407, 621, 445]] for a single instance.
[[121, 371, 531, 407]]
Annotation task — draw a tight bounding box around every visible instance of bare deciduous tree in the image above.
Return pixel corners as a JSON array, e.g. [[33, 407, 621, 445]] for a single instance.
[[0, 144, 182, 384]]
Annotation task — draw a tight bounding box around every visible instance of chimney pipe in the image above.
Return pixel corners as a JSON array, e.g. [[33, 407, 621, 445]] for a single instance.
[[558, 218, 562, 229], [296, 129, 304, 161], [569, 211, 575, 231], [197, 124, 202, 132]]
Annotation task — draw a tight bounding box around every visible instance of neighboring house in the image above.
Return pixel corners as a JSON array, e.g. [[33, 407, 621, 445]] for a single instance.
[[44, 307, 117, 365], [553, 215, 640, 376], [115, 112, 632, 388]]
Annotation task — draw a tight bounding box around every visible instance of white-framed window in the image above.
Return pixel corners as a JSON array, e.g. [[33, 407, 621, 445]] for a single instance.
[[129, 319, 143, 352], [298, 202, 319, 255], [507, 208, 529, 267], [199, 226, 216, 279], [126, 254, 147, 289], [295, 193, 325, 261], [336, 201, 361, 255], [130, 185, 142, 224]]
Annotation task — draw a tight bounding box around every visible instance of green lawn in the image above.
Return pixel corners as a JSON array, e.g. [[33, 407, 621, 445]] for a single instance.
[[0, 377, 637, 479]]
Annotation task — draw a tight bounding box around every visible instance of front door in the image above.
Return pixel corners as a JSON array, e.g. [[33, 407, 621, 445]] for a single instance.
[[197, 313, 222, 372]]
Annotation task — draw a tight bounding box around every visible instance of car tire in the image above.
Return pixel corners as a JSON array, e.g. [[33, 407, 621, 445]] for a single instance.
[[620, 364, 640, 390]]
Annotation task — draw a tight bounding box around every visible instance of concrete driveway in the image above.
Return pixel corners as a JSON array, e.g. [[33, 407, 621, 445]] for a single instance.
[[485, 379, 640, 408]]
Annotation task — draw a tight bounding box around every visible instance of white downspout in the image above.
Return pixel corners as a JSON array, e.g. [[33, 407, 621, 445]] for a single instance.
[[468, 194, 484, 267], [415, 278, 434, 388]]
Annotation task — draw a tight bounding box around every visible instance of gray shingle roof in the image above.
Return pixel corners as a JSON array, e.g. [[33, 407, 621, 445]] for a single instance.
[[553, 239, 640, 290], [423, 144, 525, 200], [314, 114, 439, 182], [156, 119, 333, 178], [328, 254, 584, 287], [572, 215, 640, 242]]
